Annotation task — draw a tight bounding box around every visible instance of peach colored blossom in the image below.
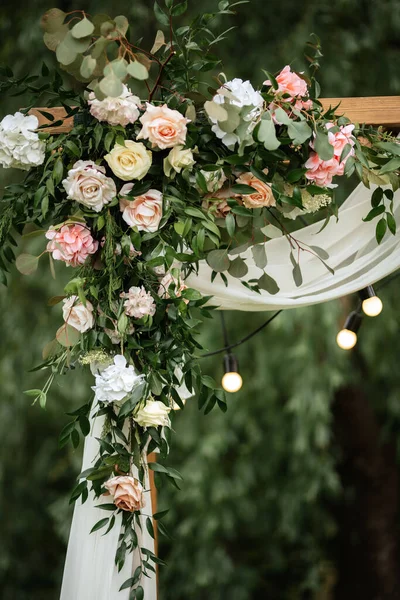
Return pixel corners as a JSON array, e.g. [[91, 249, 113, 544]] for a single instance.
[[137, 103, 190, 150], [235, 170, 275, 209], [201, 186, 237, 218], [119, 185, 163, 232], [62, 296, 94, 333], [304, 152, 342, 187], [264, 65, 308, 99], [46, 223, 98, 267], [120, 285, 156, 319], [104, 476, 145, 512]]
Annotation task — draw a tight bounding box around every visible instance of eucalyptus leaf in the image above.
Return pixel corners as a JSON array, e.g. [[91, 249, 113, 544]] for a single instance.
[[314, 129, 334, 161], [257, 113, 280, 151], [127, 61, 149, 81], [71, 17, 95, 39], [258, 272, 279, 294], [228, 257, 248, 278], [251, 244, 268, 269], [206, 249, 231, 272]]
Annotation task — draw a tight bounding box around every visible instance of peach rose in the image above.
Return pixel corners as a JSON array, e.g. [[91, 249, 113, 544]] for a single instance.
[[104, 476, 145, 512], [119, 184, 163, 232], [201, 186, 236, 218], [62, 296, 94, 333], [137, 103, 190, 150], [264, 65, 308, 99], [236, 170, 275, 209]]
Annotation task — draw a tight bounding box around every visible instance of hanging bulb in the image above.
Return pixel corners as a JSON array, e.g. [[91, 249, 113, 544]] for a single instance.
[[359, 286, 383, 317], [336, 311, 362, 350], [221, 354, 243, 393]]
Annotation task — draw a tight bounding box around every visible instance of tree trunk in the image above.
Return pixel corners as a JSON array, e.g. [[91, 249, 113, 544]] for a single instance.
[[333, 385, 400, 600]]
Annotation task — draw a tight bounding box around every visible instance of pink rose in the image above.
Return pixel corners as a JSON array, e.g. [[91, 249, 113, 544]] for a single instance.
[[119, 184, 163, 232], [46, 223, 98, 267], [104, 476, 145, 512], [235, 170, 275, 209], [264, 65, 308, 99], [304, 152, 342, 187], [137, 103, 190, 150]]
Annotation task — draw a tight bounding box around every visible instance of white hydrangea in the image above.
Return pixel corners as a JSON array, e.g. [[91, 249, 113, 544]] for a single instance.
[[205, 79, 264, 151], [88, 85, 142, 127], [0, 112, 46, 170], [92, 355, 144, 404]]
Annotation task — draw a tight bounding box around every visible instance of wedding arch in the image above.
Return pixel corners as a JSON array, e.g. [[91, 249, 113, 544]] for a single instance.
[[0, 3, 399, 599]]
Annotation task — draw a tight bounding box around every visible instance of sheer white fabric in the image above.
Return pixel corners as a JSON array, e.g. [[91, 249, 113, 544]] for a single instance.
[[60, 409, 157, 600], [187, 183, 400, 310]]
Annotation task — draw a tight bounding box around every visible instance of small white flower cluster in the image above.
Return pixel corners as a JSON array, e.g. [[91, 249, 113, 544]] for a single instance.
[[283, 185, 332, 220], [0, 112, 46, 170], [92, 355, 144, 404], [205, 79, 264, 152]]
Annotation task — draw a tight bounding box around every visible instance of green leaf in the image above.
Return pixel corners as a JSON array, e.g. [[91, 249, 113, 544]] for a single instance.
[[251, 244, 268, 269], [225, 212, 235, 237], [286, 168, 308, 183], [260, 224, 283, 238], [56, 40, 77, 66], [71, 17, 95, 39], [154, 2, 170, 25], [119, 578, 135, 592], [292, 262, 303, 287], [80, 55, 97, 79], [257, 272, 279, 294], [371, 187, 384, 207], [171, 1, 188, 15], [376, 217, 387, 244], [127, 61, 149, 81], [56, 323, 81, 347], [273, 107, 291, 125], [228, 257, 248, 278], [146, 517, 155, 539], [90, 518, 109, 534], [41, 8, 66, 33], [249, 165, 270, 184], [314, 129, 334, 161], [379, 157, 400, 175], [195, 170, 208, 194], [231, 184, 257, 195], [375, 141, 400, 156], [309, 245, 329, 260], [119, 382, 146, 418], [387, 212, 396, 235], [136, 587, 144, 600], [15, 254, 39, 276], [99, 74, 123, 98], [53, 157, 64, 184], [287, 121, 312, 145], [257, 114, 280, 151], [148, 462, 183, 480], [363, 205, 385, 222], [206, 249, 231, 272]]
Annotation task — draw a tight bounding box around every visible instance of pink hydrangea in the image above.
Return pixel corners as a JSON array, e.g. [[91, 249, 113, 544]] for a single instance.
[[120, 286, 156, 319], [46, 223, 98, 267], [264, 65, 308, 99]]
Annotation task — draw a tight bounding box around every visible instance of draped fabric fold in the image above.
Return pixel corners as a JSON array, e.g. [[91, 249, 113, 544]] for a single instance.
[[60, 410, 157, 600], [187, 184, 400, 311]]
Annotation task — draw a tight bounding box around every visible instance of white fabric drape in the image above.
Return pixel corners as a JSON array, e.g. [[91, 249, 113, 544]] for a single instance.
[[187, 183, 400, 310], [60, 409, 157, 600]]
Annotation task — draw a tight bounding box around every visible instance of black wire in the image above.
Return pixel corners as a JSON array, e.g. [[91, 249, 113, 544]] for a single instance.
[[200, 310, 282, 357]]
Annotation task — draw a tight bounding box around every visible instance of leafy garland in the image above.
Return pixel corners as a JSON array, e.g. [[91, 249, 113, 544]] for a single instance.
[[0, 1, 399, 596]]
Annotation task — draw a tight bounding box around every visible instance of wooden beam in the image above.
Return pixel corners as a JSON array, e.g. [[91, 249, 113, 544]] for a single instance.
[[319, 96, 400, 128], [28, 96, 400, 134]]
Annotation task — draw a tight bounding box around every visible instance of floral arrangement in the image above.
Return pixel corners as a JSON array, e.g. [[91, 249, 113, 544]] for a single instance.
[[0, 1, 399, 595]]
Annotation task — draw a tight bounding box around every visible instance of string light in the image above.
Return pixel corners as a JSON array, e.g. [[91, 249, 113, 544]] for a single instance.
[[221, 354, 243, 393], [359, 286, 383, 317], [336, 311, 362, 350]]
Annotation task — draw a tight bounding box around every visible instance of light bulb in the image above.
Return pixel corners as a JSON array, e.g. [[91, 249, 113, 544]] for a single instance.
[[222, 371, 243, 393], [336, 328, 358, 350], [362, 296, 383, 317]]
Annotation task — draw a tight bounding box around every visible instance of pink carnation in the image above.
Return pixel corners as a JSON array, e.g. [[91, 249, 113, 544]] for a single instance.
[[264, 65, 308, 99], [325, 123, 355, 159], [304, 153, 342, 187], [46, 223, 98, 267]]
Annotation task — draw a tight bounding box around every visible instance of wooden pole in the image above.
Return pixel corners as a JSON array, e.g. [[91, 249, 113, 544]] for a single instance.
[[29, 96, 400, 133]]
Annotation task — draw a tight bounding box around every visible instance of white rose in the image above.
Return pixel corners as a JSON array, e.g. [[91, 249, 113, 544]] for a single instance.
[[133, 400, 171, 428], [92, 355, 144, 404], [62, 160, 116, 212], [62, 295, 94, 333], [0, 112, 45, 170], [88, 85, 141, 127], [105, 141, 152, 181], [163, 146, 195, 177]]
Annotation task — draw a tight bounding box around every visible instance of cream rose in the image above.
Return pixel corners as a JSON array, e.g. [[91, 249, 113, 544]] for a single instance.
[[164, 146, 195, 177], [236, 170, 275, 209], [62, 296, 94, 333], [119, 185, 163, 232], [105, 141, 152, 181], [104, 476, 145, 512], [133, 400, 171, 428], [62, 160, 116, 212], [138, 103, 190, 150]]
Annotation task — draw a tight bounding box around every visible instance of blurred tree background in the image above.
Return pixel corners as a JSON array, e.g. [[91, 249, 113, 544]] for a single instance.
[[1, 1, 400, 599]]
